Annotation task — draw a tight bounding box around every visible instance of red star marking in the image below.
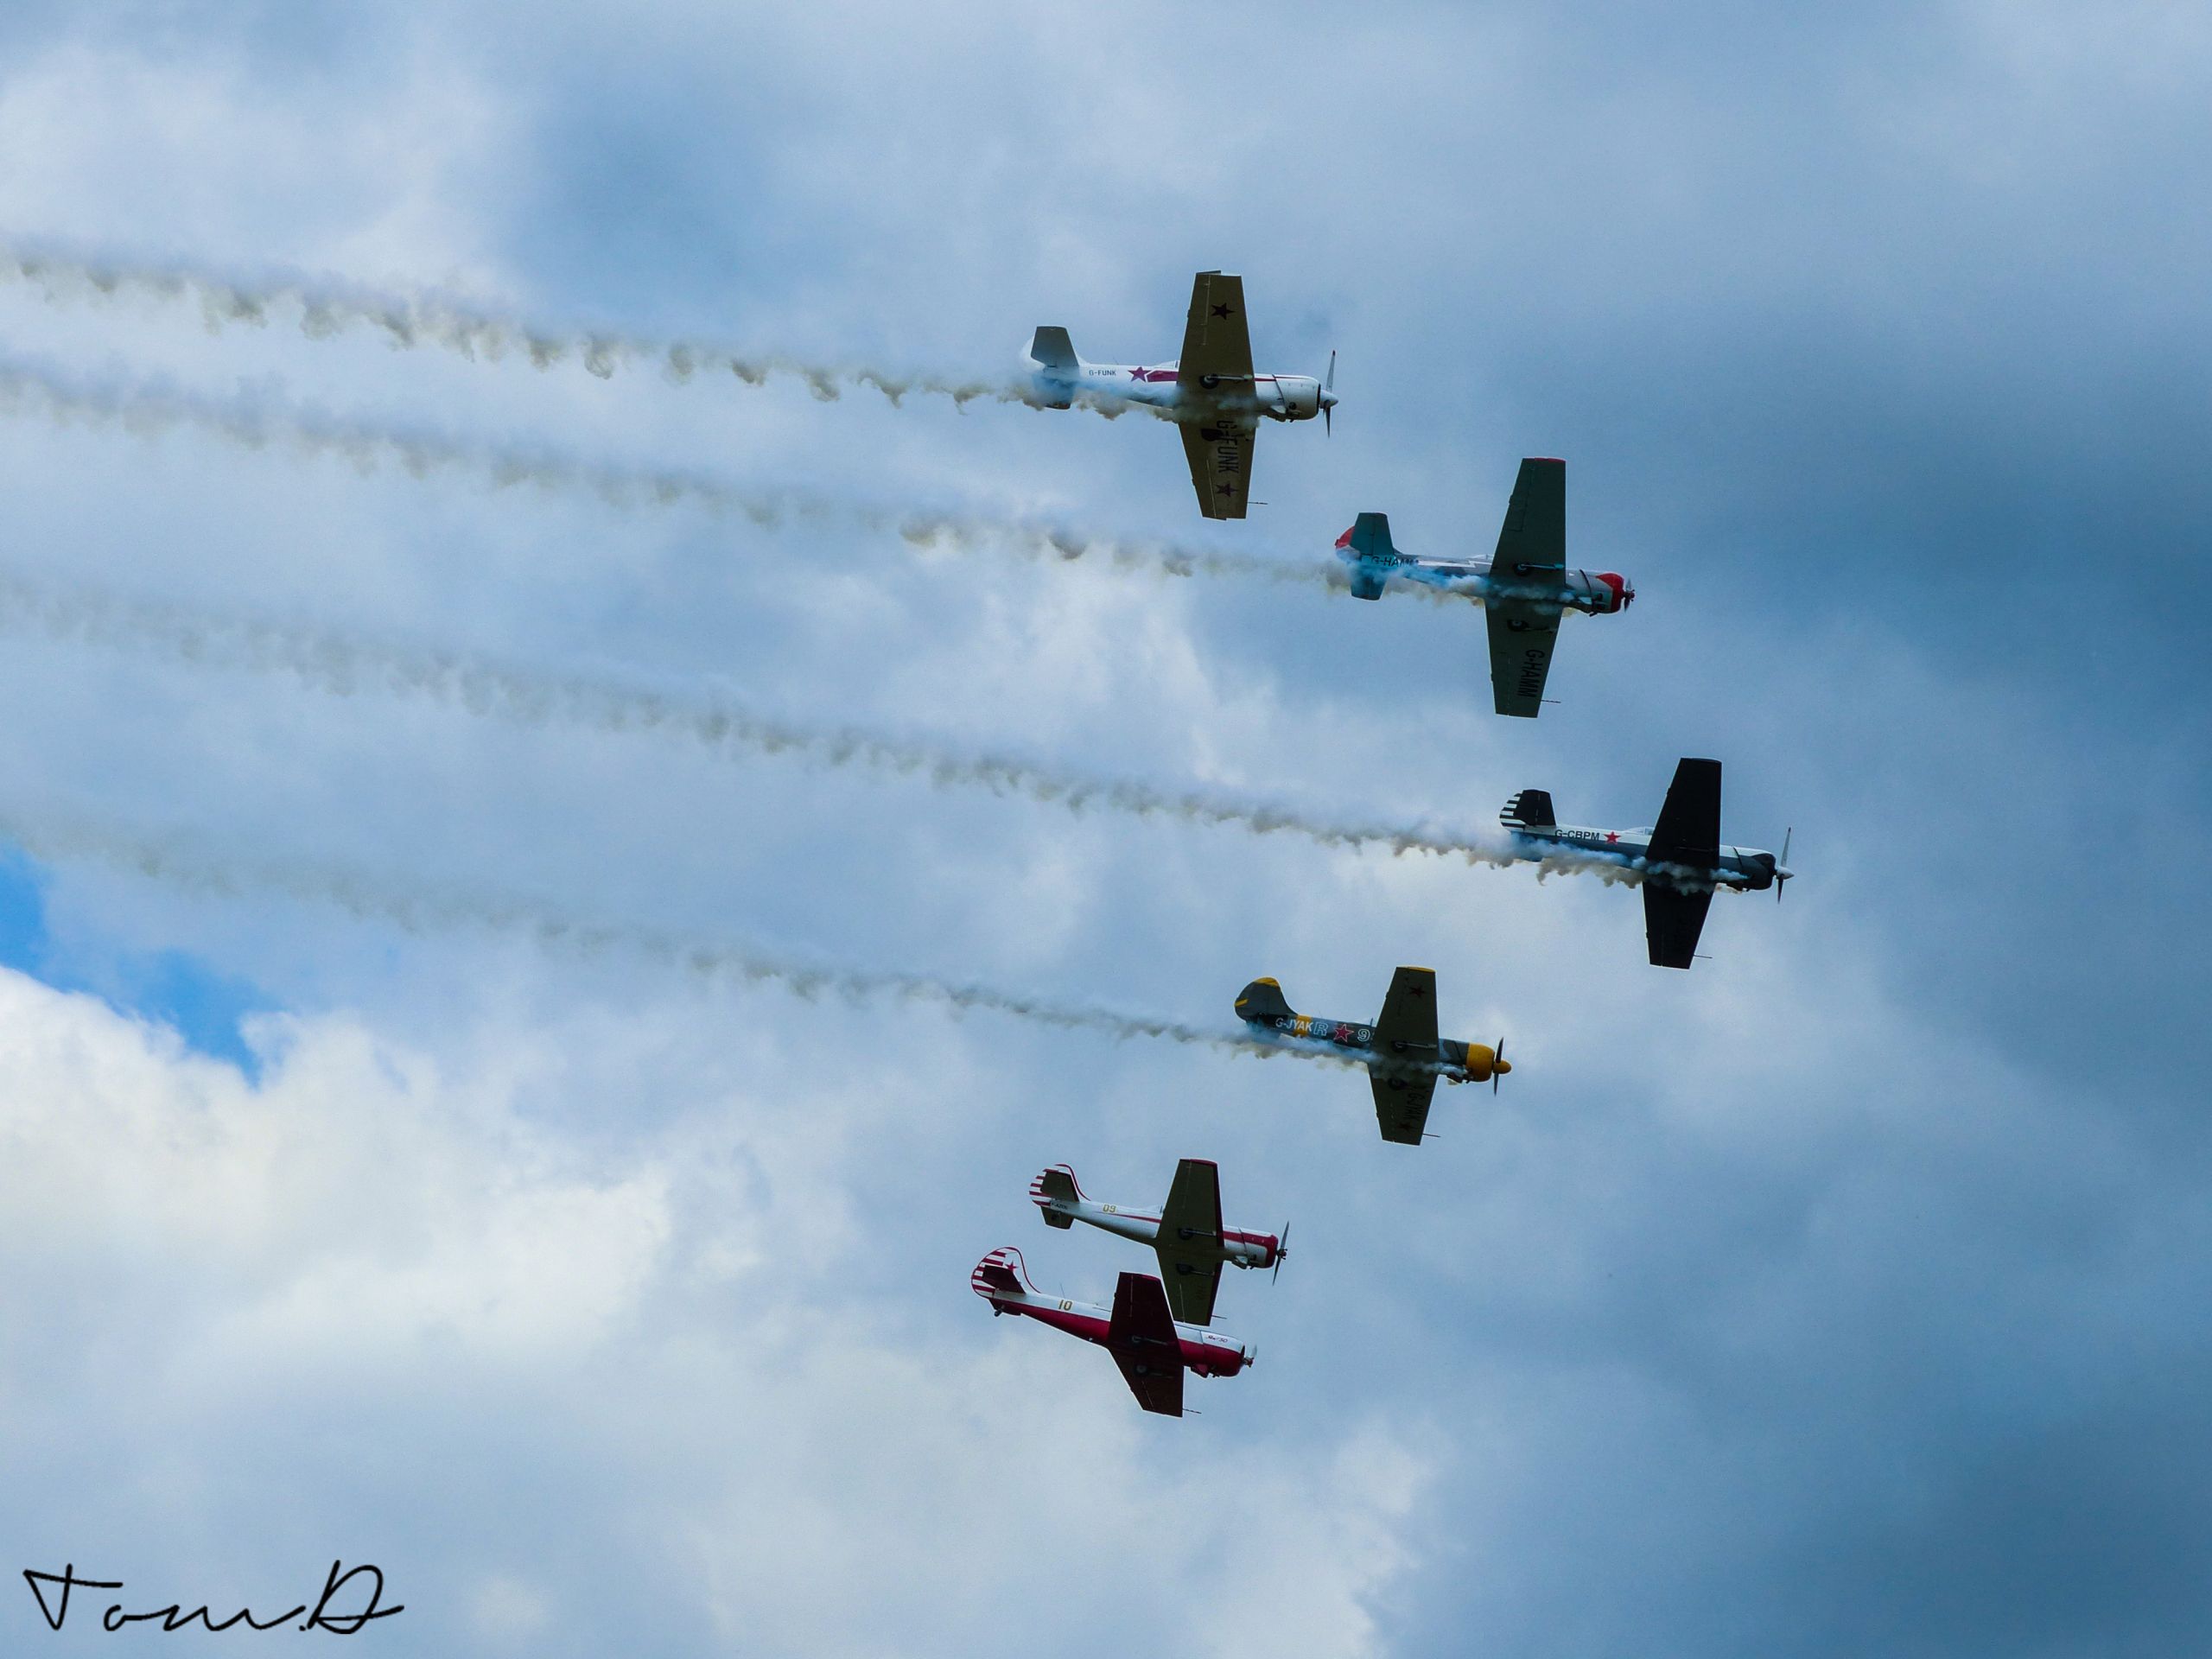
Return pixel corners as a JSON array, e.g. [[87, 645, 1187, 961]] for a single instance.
[[1605, 831, 1620, 843]]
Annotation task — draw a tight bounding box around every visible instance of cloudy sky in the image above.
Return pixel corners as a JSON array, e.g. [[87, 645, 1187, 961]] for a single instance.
[[1, 3, 2207, 1654]]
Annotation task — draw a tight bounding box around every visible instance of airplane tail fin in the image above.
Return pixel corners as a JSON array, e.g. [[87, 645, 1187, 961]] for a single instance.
[[971, 1246, 1035, 1303], [1030, 1165, 1084, 1228], [1501, 789, 1557, 831], [1027, 327, 1080, 409], [1028, 326, 1082, 373], [1235, 976, 1295, 1024], [1333, 513, 1395, 601]]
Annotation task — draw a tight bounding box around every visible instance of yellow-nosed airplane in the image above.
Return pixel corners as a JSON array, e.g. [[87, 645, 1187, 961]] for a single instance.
[[1235, 968, 1509, 1146]]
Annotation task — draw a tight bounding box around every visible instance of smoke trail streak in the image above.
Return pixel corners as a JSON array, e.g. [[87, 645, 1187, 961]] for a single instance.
[[0, 801, 1367, 1071], [0, 240, 1162, 422], [0, 567, 1639, 887], [0, 353, 1459, 601]]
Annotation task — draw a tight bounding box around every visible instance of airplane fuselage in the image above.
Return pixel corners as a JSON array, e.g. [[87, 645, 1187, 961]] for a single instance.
[[1334, 536, 1632, 614], [1035, 360, 1329, 423], [1029, 1170, 1281, 1270], [1509, 823, 1786, 890], [1237, 1008, 1498, 1084], [970, 1249, 1252, 1376]]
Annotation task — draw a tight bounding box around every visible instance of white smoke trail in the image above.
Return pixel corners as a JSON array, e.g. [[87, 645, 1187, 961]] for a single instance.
[[0, 567, 1638, 886], [0, 801, 1367, 1071], [0, 239, 1161, 422], [0, 353, 1432, 600]]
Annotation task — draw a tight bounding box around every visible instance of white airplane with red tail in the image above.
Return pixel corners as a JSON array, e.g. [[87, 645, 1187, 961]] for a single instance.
[[1027, 270, 1336, 520], [1031, 1159, 1285, 1325], [971, 1246, 1255, 1418]]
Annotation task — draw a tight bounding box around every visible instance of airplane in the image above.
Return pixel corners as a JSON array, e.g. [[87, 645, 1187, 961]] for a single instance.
[[1500, 758, 1795, 969], [1235, 967, 1510, 1147], [1026, 270, 1337, 520], [1030, 1159, 1285, 1325], [1334, 458, 1634, 717], [971, 1246, 1255, 1418]]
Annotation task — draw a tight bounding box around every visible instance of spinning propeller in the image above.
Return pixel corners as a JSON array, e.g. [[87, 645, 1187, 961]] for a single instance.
[[1492, 1035, 1508, 1094], [1320, 350, 1338, 435], [1776, 827, 1794, 904], [1272, 1222, 1291, 1282]]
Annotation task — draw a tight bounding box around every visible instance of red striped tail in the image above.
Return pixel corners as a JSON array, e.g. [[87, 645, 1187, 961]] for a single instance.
[[971, 1246, 1033, 1302], [1030, 1165, 1083, 1226]]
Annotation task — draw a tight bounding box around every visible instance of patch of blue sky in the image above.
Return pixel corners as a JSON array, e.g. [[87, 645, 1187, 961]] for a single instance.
[[0, 843, 275, 1077]]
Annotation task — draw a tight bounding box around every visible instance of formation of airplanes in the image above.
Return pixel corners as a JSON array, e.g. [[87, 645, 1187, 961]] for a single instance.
[[988, 270, 1800, 1416], [975, 1160, 1275, 1414]]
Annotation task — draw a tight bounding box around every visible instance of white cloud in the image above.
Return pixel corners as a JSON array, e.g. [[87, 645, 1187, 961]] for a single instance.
[[0, 968, 1431, 1655]]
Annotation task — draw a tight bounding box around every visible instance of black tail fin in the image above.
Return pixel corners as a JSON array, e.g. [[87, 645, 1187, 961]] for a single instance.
[[1501, 790, 1556, 830], [1234, 977, 1294, 1024]]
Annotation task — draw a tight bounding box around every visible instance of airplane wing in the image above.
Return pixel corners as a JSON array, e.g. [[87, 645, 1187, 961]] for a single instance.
[[1492, 457, 1566, 573], [1374, 966, 1440, 1057], [1484, 460, 1568, 717], [1370, 966, 1442, 1145], [1107, 1272, 1186, 1416], [1648, 758, 1723, 866], [1178, 271, 1254, 390], [1643, 882, 1715, 969], [1484, 601, 1560, 718], [1369, 1066, 1440, 1146], [1154, 1158, 1226, 1325], [1181, 419, 1255, 519]]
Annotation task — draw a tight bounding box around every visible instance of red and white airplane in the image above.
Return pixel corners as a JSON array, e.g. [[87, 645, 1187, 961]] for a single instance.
[[971, 1247, 1255, 1418], [1030, 1159, 1285, 1325], [1027, 270, 1337, 520]]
